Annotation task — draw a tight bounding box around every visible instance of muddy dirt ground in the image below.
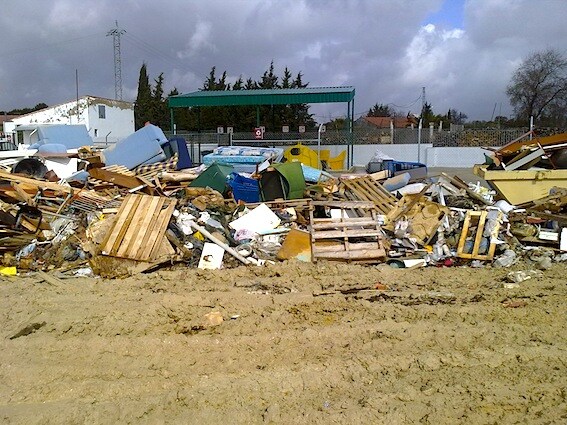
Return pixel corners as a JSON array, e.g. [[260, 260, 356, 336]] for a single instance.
[[1, 260, 566, 424]]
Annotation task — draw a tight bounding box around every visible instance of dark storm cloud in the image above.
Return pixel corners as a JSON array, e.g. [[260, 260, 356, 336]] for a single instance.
[[1, 0, 567, 122]]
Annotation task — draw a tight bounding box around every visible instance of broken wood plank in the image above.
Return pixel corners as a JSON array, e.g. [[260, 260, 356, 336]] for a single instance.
[[36, 270, 65, 286], [0, 169, 73, 194], [188, 220, 252, 265], [440, 173, 491, 205], [496, 132, 567, 156], [88, 167, 155, 195], [391, 183, 432, 220]]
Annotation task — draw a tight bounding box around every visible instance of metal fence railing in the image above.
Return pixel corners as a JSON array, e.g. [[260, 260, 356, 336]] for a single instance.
[[432, 128, 529, 147], [0, 140, 17, 151], [166, 127, 542, 157]]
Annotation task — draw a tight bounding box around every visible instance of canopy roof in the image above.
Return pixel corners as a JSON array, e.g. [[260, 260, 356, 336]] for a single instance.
[[168, 86, 355, 107]]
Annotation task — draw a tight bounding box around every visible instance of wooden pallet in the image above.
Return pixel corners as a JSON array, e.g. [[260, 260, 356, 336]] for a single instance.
[[68, 189, 122, 213], [309, 201, 386, 263], [456, 210, 501, 260], [100, 194, 176, 262], [340, 176, 398, 217]]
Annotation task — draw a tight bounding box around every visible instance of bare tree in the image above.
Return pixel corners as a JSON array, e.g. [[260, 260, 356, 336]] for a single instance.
[[506, 49, 567, 125]]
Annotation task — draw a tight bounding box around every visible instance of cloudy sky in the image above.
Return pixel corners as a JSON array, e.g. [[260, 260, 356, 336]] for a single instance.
[[1, 0, 567, 124]]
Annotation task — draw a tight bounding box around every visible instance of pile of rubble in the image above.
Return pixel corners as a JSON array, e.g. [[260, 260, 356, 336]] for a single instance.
[[1, 126, 566, 279]]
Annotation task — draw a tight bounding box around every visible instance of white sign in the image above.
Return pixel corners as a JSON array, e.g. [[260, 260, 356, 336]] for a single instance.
[[198, 243, 225, 269], [229, 203, 281, 234], [320, 125, 326, 133], [226, 126, 234, 134], [217, 126, 224, 134], [298, 125, 305, 133], [282, 125, 289, 133]]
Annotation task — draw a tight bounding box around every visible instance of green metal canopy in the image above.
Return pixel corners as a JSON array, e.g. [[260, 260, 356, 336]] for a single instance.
[[168, 86, 356, 167], [168, 86, 355, 107]]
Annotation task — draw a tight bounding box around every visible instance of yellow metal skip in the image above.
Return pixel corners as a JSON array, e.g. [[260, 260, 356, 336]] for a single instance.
[[474, 164, 567, 205]]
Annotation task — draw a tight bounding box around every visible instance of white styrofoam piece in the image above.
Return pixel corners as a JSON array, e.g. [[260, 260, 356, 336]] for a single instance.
[[0, 149, 37, 159], [43, 157, 79, 179], [538, 230, 559, 242], [229, 203, 281, 234], [560, 228, 567, 252], [330, 209, 356, 219]]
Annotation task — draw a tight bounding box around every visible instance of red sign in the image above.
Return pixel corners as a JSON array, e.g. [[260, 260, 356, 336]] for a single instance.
[[254, 127, 263, 140]]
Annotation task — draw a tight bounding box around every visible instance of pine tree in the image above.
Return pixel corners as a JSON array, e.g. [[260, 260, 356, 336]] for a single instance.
[[291, 71, 316, 130]]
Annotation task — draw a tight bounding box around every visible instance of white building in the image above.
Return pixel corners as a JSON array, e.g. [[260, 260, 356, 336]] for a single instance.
[[3, 96, 134, 146]]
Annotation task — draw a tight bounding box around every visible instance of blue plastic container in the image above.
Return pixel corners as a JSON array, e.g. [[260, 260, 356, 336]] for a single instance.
[[228, 173, 260, 203], [380, 160, 427, 175]]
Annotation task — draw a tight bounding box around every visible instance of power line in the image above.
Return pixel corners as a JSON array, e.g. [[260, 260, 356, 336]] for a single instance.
[[387, 94, 422, 110], [123, 32, 188, 70], [1, 32, 103, 57]]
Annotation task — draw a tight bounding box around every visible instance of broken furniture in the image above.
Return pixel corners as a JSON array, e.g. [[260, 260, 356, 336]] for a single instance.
[[388, 192, 449, 246], [309, 201, 386, 263], [456, 210, 502, 261], [102, 124, 168, 169], [283, 143, 346, 170]]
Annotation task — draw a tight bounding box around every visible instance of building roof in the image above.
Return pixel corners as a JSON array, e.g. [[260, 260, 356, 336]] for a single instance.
[[168, 86, 355, 107], [12, 95, 133, 119], [0, 114, 19, 125]]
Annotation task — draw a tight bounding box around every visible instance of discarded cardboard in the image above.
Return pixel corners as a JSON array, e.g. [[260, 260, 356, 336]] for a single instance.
[[276, 228, 312, 262]]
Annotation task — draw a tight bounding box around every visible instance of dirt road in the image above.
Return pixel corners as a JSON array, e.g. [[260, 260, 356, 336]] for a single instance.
[[1, 261, 566, 424]]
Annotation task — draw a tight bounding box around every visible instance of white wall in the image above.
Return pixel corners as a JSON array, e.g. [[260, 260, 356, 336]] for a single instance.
[[8, 96, 134, 146], [351, 144, 490, 167], [423, 146, 491, 167], [352, 144, 431, 166], [87, 101, 135, 145], [185, 141, 490, 169]]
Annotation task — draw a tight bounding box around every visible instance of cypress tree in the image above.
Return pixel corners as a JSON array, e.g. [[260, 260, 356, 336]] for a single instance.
[[134, 63, 153, 129]]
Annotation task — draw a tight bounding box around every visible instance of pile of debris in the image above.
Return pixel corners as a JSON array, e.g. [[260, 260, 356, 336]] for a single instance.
[[1, 126, 566, 278]]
